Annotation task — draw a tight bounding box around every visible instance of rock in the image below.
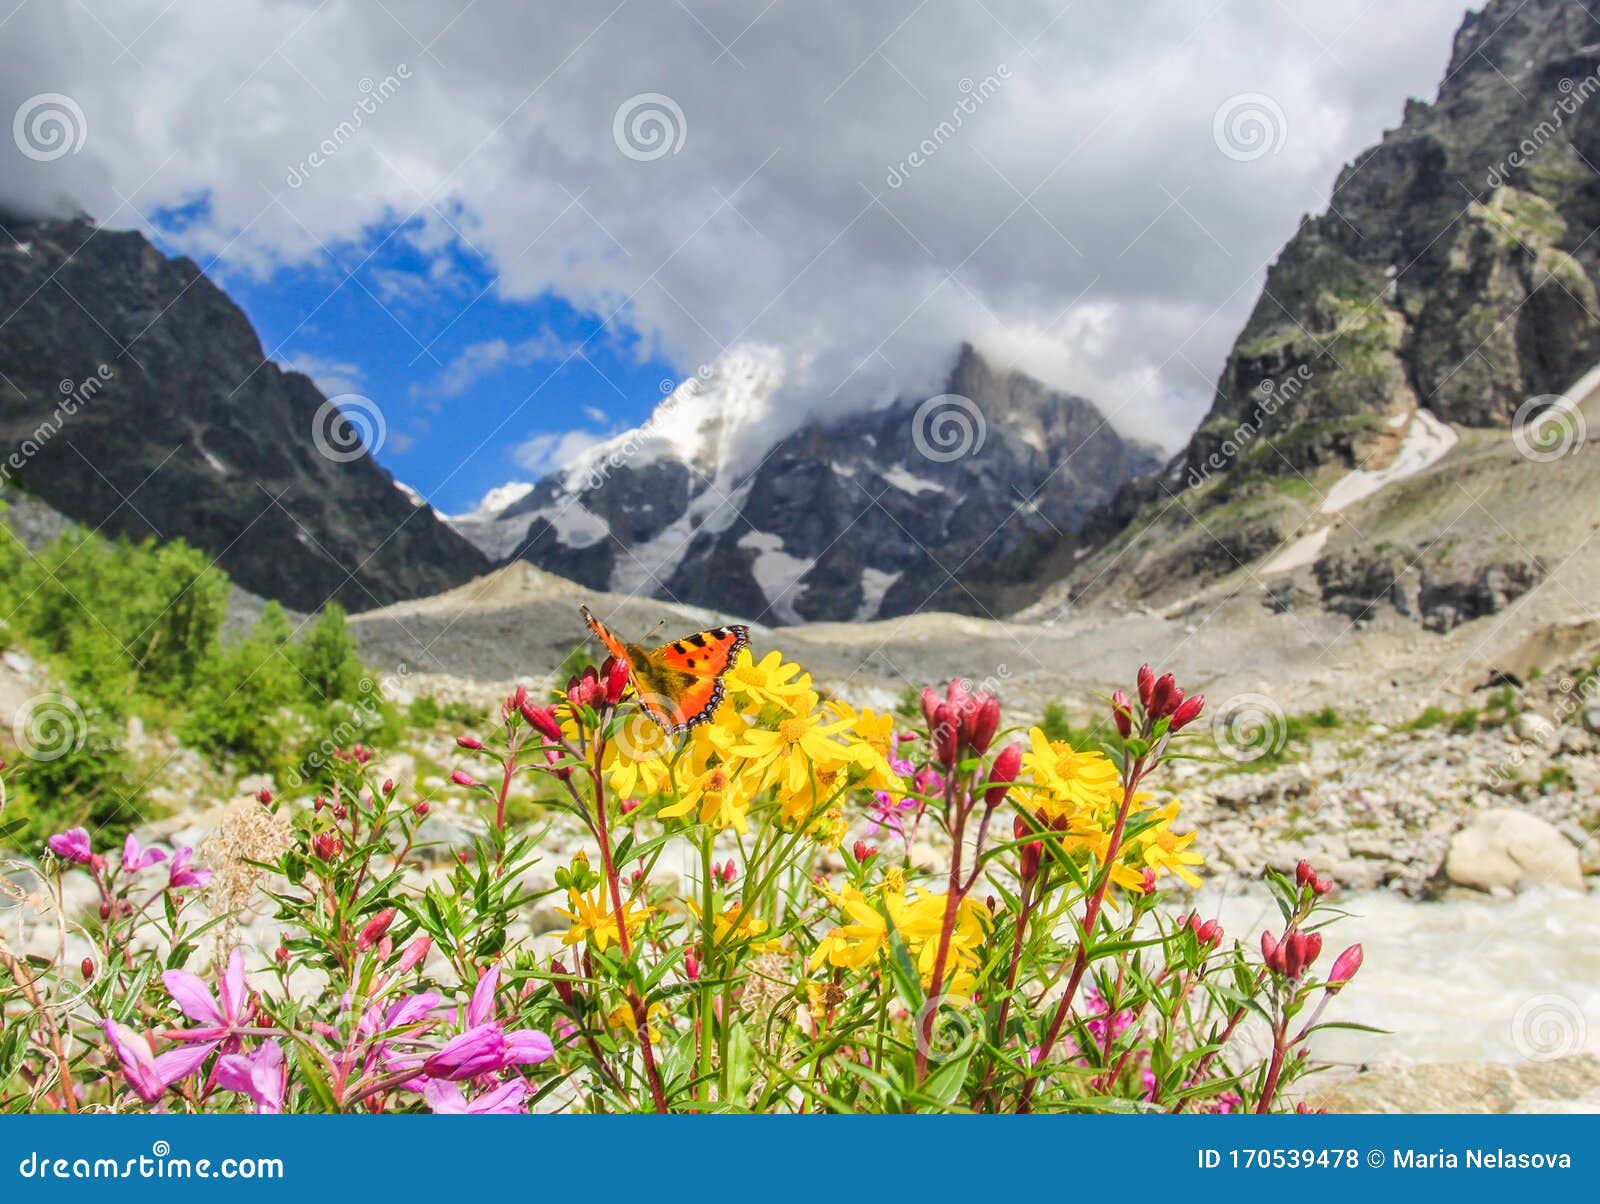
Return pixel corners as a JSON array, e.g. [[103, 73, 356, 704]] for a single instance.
[[1513, 712, 1557, 748], [1444, 809, 1584, 893], [1584, 705, 1600, 736], [412, 816, 478, 865], [1306, 1055, 1600, 1114]]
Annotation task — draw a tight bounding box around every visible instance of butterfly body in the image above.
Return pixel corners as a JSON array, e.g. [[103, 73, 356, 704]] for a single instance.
[[581, 605, 749, 732]]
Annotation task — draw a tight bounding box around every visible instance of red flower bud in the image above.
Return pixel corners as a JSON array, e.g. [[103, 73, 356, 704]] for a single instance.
[[1110, 689, 1133, 738], [619, 798, 640, 815], [684, 952, 700, 981], [1295, 859, 1314, 886], [399, 935, 433, 972], [1327, 943, 1363, 990], [359, 907, 397, 950], [520, 702, 564, 742], [721, 860, 738, 885], [1170, 693, 1205, 732], [932, 703, 959, 766], [1196, 919, 1222, 947], [552, 959, 575, 1005], [255, 788, 273, 805], [313, 795, 326, 813], [1260, 930, 1284, 973], [1020, 841, 1042, 881], [80, 957, 95, 980], [852, 840, 877, 863], [450, 769, 480, 788], [919, 686, 942, 732], [984, 743, 1023, 808], [274, 945, 289, 965], [311, 831, 343, 861], [1136, 663, 1155, 708], [969, 694, 1001, 754], [603, 656, 631, 705], [1013, 814, 1031, 841], [98, 901, 111, 921], [414, 800, 430, 818], [456, 735, 484, 750], [1150, 674, 1180, 719], [1313, 875, 1334, 896], [510, 684, 529, 710], [382, 778, 395, 795], [567, 667, 605, 709], [945, 677, 973, 715]]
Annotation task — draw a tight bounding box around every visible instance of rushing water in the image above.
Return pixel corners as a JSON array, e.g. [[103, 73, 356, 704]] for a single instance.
[[1192, 883, 1600, 1067]]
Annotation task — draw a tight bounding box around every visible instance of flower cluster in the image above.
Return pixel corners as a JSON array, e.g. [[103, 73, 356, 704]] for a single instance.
[[2, 644, 1364, 1114]]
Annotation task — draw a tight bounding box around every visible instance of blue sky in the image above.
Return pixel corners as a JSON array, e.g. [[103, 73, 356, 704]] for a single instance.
[[152, 208, 674, 515]]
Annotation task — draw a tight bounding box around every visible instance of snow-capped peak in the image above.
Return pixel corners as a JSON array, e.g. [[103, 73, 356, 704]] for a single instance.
[[449, 480, 534, 521], [559, 344, 787, 494]]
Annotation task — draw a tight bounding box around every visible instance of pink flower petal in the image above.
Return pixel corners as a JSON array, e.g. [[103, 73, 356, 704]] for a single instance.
[[161, 970, 224, 1025]]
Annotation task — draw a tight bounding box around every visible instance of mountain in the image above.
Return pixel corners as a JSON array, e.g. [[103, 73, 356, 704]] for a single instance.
[[0, 212, 488, 612], [1023, 0, 1600, 623], [448, 345, 1160, 623]]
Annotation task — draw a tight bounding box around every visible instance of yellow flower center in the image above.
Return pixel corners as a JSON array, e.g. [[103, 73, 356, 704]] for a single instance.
[[778, 716, 808, 743]]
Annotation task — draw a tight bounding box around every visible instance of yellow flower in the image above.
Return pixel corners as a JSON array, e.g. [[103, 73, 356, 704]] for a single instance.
[[809, 880, 990, 994], [1127, 801, 1205, 888], [1021, 726, 1123, 822], [687, 899, 773, 949], [725, 648, 814, 713], [807, 884, 890, 973], [554, 887, 652, 952], [732, 708, 855, 796], [605, 1000, 667, 1043], [828, 700, 896, 762], [658, 765, 752, 834]]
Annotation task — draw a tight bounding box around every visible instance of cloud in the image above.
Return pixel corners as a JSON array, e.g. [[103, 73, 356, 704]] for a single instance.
[[2, 0, 1474, 449], [411, 330, 583, 400], [513, 428, 606, 475], [283, 352, 365, 399]]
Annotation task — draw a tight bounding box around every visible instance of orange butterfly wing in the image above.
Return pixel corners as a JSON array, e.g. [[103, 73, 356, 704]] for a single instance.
[[580, 606, 749, 733]]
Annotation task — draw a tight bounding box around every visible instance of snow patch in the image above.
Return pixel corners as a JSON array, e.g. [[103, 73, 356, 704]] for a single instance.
[[533, 502, 610, 550], [200, 447, 229, 476], [738, 530, 815, 624], [1261, 527, 1331, 575], [855, 567, 901, 620], [879, 464, 944, 496], [1320, 410, 1457, 515]]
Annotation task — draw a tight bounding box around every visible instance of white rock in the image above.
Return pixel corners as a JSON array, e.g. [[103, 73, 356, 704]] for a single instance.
[[1444, 809, 1584, 893]]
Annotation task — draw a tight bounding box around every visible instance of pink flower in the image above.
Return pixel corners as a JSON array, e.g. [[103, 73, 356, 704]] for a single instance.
[[167, 847, 212, 890], [423, 1078, 527, 1114], [162, 949, 248, 1041], [450, 769, 480, 788], [422, 1023, 554, 1082], [121, 833, 167, 874], [215, 1041, 285, 1114], [102, 1020, 215, 1103], [47, 828, 95, 866]]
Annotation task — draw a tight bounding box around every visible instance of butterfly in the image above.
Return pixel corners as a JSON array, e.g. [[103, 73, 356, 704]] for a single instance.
[[581, 605, 750, 733]]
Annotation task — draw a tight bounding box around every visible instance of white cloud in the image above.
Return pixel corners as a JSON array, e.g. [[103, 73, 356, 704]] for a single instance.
[[513, 428, 606, 475], [283, 352, 365, 399], [411, 330, 583, 399], [2, 0, 1474, 450]]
